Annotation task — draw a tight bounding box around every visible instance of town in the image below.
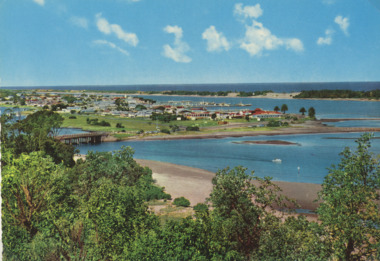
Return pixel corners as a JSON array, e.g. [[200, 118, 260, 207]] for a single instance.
[[0, 89, 311, 141]]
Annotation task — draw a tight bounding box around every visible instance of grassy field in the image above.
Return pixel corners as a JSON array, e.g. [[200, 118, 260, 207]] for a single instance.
[[61, 113, 258, 133]]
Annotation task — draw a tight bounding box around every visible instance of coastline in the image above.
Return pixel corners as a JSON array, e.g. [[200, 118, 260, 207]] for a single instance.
[[116, 120, 380, 142], [135, 159, 322, 211]]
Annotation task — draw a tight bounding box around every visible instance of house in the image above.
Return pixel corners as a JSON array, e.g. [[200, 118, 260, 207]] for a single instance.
[[251, 108, 282, 119]]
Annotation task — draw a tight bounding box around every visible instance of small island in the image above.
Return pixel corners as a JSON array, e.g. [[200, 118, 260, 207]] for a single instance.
[[233, 140, 301, 146]]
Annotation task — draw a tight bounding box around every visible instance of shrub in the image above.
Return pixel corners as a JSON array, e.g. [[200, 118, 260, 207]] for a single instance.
[[68, 116, 77, 119], [267, 121, 281, 127], [173, 197, 190, 207], [186, 126, 200, 131], [145, 186, 172, 201], [161, 128, 171, 134], [193, 203, 208, 213]]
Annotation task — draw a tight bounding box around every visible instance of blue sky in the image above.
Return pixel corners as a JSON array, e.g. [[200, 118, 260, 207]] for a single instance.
[[1, 0, 380, 87]]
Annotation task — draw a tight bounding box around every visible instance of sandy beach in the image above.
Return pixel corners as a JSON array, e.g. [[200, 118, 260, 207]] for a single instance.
[[136, 159, 322, 211]]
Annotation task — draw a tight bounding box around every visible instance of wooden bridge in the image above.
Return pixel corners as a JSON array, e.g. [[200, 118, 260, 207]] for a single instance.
[[55, 132, 109, 145]]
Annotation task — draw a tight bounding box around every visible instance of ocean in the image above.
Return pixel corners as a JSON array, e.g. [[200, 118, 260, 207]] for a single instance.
[[3, 81, 380, 93]]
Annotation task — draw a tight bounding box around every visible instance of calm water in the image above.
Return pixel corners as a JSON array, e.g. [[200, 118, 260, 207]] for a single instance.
[[138, 95, 380, 119], [323, 120, 380, 128], [78, 132, 380, 184]]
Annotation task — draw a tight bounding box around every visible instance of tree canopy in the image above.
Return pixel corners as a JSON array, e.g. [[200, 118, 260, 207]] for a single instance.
[[317, 133, 380, 260]]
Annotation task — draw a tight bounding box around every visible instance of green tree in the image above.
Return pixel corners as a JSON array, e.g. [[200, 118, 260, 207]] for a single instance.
[[317, 133, 380, 260], [281, 104, 288, 114], [208, 166, 294, 258], [2, 151, 76, 260], [308, 107, 316, 118], [299, 107, 306, 115], [274, 106, 280, 112], [1, 110, 75, 166], [211, 113, 217, 120]]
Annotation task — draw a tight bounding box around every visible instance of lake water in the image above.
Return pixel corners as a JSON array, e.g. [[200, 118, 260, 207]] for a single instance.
[[77, 132, 380, 184], [139, 95, 380, 119]]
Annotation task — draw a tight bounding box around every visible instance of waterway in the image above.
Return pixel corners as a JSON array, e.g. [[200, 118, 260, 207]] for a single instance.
[[77, 132, 380, 184]]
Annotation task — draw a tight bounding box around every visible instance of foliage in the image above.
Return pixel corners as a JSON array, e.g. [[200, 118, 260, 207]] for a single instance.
[[62, 95, 77, 103], [186, 126, 200, 131], [281, 104, 288, 114], [208, 166, 295, 258], [116, 122, 125, 128], [173, 197, 191, 207], [145, 186, 172, 201], [161, 128, 171, 134], [294, 89, 380, 99], [87, 118, 111, 126], [266, 120, 282, 127], [2, 151, 75, 260], [308, 107, 316, 118], [1, 109, 75, 167], [299, 107, 306, 115], [274, 106, 280, 112], [151, 113, 181, 123], [162, 90, 231, 96], [238, 91, 253, 97], [253, 216, 330, 260], [317, 133, 380, 260]]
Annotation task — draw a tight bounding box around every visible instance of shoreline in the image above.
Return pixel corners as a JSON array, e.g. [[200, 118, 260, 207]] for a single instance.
[[135, 159, 322, 211], [118, 122, 380, 142]]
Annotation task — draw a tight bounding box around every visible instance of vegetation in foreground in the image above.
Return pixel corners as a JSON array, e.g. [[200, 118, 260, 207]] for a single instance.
[[1, 110, 379, 260]]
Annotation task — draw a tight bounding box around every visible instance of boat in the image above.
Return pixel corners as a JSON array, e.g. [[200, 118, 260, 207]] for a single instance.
[[272, 158, 282, 163]]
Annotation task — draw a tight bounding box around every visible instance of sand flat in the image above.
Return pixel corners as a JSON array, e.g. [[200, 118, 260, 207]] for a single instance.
[[136, 159, 322, 210]]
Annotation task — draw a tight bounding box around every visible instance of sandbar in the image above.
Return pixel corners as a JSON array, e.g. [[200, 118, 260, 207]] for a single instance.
[[234, 140, 300, 146]]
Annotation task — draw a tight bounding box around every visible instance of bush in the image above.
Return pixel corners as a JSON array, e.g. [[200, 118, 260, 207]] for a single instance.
[[161, 128, 171, 134], [173, 197, 190, 207], [193, 203, 208, 213], [267, 121, 281, 127], [186, 126, 200, 131], [68, 116, 77, 119], [145, 186, 172, 201]]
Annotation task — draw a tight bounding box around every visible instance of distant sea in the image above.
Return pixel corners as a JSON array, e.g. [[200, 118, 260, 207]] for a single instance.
[[3, 81, 380, 93]]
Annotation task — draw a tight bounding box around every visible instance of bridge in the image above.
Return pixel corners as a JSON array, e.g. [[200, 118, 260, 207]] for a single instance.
[[55, 132, 109, 145]]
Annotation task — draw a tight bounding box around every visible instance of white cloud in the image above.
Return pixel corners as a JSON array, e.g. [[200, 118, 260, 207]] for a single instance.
[[162, 25, 191, 63], [240, 21, 303, 56], [233, 3, 303, 57], [70, 16, 88, 29], [33, 0, 45, 6], [234, 3, 263, 20], [95, 13, 138, 46], [317, 28, 334, 45], [93, 39, 129, 56], [335, 15, 349, 35], [202, 26, 230, 52]]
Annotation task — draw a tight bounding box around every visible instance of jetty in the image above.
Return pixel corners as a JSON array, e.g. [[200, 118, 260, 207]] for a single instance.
[[55, 132, 109, 145]]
